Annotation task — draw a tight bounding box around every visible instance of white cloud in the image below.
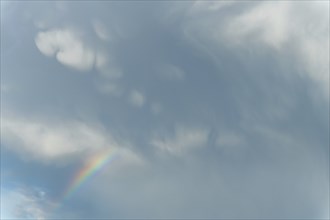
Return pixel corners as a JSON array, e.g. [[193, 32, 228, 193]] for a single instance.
[[225, 2, 291, 49], [2, 117, 107, 162], [181, 1, 329, 99], [1, 116, 141, 165], [226, 2, 329, 98], [35, 28, 95, 71], [225, 1, 329, 88], [151, 126, 209, 155], [129, 90, 145, 108], [293, 3, 329, 98], [35, 27, 125, 101]]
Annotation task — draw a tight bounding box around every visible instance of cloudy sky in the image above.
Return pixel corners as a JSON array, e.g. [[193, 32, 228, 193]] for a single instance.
[[1, 1, 329, 219]]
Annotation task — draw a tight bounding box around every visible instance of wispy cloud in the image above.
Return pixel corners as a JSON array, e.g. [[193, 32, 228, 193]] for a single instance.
[[216, 131, 245, 151], [1, 186, 54, 220], [92, 20, 111, 42], [96, 82, 123, 97], [151, 126, 209, 155], [189, 0, 235, 13], [225, 1, 291, 49], [94, 50, 123, 79], [157, 63, 185, 81]]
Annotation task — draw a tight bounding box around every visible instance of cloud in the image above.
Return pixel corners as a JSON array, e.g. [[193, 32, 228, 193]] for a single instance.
[[1, 115, 141, 165], [181, 1, 329, 99], [35, 28, 95, 71], [150, 102, 162, 115], [225, 2, 329, 97], [150, 126, 209, 155], [85, 119, 328, 218], [93, 20, 110, 41], [214, 130, 248, 160], [2, 117, 104, 162], [189, 0, 235, 13], [0, 83, 12, 93], [225, 1, 291, 49], [216, 131, 245, 147], [94, 50, 123, 79], [96, 82, 123, 97], [2, 2, 328, 219], [1, 186, 54, 220], [128, 89, 145, 108], [157, 63, 185, 81], [35, 26, 124, 80]]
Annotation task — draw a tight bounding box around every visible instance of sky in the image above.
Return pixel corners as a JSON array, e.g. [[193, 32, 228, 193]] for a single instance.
[[0, 1, 329, 219]]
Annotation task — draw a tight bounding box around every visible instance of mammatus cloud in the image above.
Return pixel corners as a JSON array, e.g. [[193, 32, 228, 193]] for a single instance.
[[35, 28, 95, 71], [151, 126, 209, 155], [35, 27, 124, 80], [1, 1, 328, 219]]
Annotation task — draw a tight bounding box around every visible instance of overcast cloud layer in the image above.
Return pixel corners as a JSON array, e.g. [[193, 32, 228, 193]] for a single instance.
[[1, 1, 329, 219]]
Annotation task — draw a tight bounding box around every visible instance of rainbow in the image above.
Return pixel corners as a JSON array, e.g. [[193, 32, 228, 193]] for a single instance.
[[59, 149, 119, 204]]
